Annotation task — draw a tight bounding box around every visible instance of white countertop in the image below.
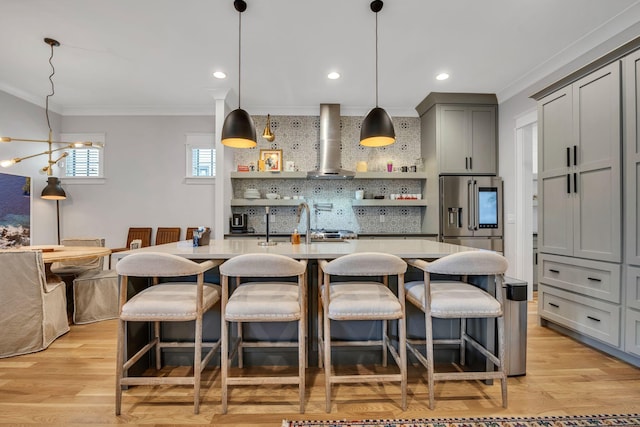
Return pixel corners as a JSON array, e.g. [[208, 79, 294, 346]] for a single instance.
[[112, 238, 479, 260]]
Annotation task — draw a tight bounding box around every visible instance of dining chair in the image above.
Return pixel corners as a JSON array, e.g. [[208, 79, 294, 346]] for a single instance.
[[405, 251, 509, 409], [219, 253, 307, 413], [114, 252, 222, 414], [0, 250, 69, 358], [73, 269, 119, 324], [155, 227, 181, 245], [318, 252, 408, 412], [109, 227, 152, 268], [50, 237, 105, 277], [112, 227, 152, 252]]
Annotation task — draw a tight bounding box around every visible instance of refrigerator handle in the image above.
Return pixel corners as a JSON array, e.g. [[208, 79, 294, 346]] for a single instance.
[[473, 180, 479, 230], [467, 179, 474, 231]]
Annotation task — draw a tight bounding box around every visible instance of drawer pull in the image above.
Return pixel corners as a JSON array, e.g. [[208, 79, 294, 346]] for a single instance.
[[548, 302, 560, 308], [587, 277, 602, 282], [549, 269, 560, 274], [587, 316, 601, 322]]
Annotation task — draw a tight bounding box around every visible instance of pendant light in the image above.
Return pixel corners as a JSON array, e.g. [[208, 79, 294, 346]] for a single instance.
[[360, 0, 395, 147], [262, 114, 275, 142], [0, 38, 103, 199], [221, 0, 257, 148]]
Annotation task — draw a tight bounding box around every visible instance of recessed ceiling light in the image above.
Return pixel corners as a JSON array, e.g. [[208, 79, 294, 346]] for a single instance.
[[436, 73, 450, 81], [213, 71, 227, 79], [327, 72, 341, 80]]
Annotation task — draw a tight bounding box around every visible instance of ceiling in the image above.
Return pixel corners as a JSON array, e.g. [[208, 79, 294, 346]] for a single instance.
[[1, 0, 639, 117]]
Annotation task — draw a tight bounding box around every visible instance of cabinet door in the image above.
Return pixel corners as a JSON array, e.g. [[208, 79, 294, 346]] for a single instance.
[[625, 50, 640, 266], [438, 105, 469, 173], [538, 87, 574, 255], [468, 106, 497, 174], [573, 62, 621, 262]]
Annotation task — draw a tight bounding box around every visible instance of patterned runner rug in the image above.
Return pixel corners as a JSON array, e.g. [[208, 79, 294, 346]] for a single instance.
[[282, 414, 640, 427]]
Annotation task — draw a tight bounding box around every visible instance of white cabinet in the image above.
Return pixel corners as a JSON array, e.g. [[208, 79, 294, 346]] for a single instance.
[[534, 56, 630, 363], [624, 50, 640, 358], [538, 253, 622, 347], [625, 50, 640, 266], [539, 254, 621, 304], [437, 105, 497, 174], [537, 61, 621, 263], [539, 284, 620, 347]]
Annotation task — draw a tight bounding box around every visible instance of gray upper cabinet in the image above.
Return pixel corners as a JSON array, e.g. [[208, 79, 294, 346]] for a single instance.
[[625, 50, 640, 266], [437, 105, 497, 174], [416, 93, 498, 235], [538, 61, 621, 263]]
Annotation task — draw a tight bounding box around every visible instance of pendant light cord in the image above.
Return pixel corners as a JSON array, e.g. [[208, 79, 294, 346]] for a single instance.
[[45, 42, 56, 132], [238, 10, 242, 109], [375, 10, 379, 108]]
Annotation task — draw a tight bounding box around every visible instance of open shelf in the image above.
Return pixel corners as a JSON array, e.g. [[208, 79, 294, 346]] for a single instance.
[[351, 199, 428, 207], [231, 198, 303, 207], [230, 171, 427, 180]]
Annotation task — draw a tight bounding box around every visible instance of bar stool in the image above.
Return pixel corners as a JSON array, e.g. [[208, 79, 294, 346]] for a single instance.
[[405, 251, 509, 409], [114, 252, 222, 415], [318, 252, 407, 412], [219, 253, 307, 414]]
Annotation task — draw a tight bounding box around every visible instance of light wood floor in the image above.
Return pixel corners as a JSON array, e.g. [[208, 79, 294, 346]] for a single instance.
[[1, 296, 639, 426]]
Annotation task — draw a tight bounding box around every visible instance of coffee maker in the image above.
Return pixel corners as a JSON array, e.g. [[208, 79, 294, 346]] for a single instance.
[[230, 213, 248, 233]]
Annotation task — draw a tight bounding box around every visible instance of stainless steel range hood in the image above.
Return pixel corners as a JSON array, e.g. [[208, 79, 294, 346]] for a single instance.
[[307, 104, 355, 179]]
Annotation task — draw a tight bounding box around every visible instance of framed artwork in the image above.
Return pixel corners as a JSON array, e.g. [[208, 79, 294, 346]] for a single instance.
[[259, 149, 283, 172], [0, 172, 31, 248]]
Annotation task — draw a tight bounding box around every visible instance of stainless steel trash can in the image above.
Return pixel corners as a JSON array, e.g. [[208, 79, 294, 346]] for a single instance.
[[503, 276, 528, 376]]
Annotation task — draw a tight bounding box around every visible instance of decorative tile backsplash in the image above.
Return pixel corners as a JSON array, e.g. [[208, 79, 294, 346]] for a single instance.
[[231, 114, 423, 235], [234, 115, 421, 173]]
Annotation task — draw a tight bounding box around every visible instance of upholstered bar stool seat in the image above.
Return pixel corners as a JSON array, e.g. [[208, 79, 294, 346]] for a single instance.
[[225, 282, 301, 321], [219, 253, 307, 414], [326, 282, 402, 319], [73, 269, 119, 324], [405, 251, 509, 410], [121, 283, 220, 320], [319, 252, 407, 412], [405, 281, 502, 317], [115, 252, 222, 415]]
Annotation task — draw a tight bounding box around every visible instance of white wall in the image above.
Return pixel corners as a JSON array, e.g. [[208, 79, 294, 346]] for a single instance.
[[59, 115, 216, 248]]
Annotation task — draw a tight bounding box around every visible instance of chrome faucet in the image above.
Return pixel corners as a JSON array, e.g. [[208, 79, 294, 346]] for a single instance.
[[296, 201, 311, 244]]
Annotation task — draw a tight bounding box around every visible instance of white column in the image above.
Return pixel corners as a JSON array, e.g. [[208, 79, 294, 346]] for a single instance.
[[211, 90, 232, 240]]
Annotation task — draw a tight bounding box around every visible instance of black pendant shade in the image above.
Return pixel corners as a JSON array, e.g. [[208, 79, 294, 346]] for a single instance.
[[221, 108, 257, 148], [221, 0, 257, 149], [360, 0, 395, 147], [360, 106, 395, 147], [41, 176, 66, 200]]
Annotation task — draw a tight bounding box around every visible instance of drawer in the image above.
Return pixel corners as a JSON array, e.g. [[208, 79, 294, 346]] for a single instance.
[[539, 254, 621, 303], [626, 266, 640, 311], [624, 308, 640, 357], [539, 284, 620, 347]]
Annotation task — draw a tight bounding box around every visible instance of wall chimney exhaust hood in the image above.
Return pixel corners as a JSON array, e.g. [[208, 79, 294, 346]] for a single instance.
[[307, 104, 355, 179]]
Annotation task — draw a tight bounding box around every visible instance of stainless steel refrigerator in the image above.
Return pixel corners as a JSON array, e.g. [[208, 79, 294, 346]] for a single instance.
[[440, 176, 503, 252]]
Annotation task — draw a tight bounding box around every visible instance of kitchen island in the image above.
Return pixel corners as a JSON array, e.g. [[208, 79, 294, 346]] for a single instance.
[[111, 237, 477, 261], [113, 239, 507, 372]]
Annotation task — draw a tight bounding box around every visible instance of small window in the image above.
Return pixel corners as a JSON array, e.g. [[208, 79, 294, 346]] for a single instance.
[[60, 133, 105, 179], [186, 133, 215, 183], [191, 147, 215, 176]]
